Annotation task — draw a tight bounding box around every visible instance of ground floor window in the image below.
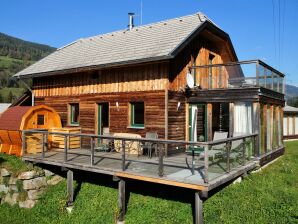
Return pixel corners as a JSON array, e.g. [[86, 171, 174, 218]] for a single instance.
[[69, 103, 79, 125], [130, 102, 144, 127]]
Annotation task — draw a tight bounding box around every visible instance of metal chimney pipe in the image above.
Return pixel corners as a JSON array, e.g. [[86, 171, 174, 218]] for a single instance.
[[128, 12, 135, 30]]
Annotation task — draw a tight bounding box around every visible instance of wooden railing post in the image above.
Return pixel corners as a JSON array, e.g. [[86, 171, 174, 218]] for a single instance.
[[21, 131, 26, 156], [90, 137, 94, 166], [64, 135, 68, 162], [122, 140, 126, 171], [158, 144, 164, 177], [204, 145, 210, 183]]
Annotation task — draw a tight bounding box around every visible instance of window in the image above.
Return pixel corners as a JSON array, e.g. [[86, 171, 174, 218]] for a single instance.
[[37, 114, 45, 125], [70, 103, 79, 125], [130, 102, 144, 127]]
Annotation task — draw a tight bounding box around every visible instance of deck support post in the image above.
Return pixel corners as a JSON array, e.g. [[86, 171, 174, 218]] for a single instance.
[[195, 191, 204, 224], [118, 179, 126, 222], [67, 170, 74, 206]]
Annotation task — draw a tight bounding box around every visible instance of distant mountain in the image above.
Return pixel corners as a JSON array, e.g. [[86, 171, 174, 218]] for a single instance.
[[0, 32, 55, 61], [0, 32, 56, 103], [285, 84, 298, 99]]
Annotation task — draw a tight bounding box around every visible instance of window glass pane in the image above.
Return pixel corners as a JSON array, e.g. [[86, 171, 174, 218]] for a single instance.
[[37, 114, 44, 125], [131, 102, 144, 126], [266, 107, 272, 151], [71, 104, 79, 124]]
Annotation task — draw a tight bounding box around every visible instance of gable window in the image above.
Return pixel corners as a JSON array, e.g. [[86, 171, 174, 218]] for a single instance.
[[37, 114, 45, 125], [70, 103, 79, 125], [130, 102, 144, 128]]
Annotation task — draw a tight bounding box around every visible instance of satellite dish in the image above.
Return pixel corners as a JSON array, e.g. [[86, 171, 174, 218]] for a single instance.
[[186, 72, 194, 88]]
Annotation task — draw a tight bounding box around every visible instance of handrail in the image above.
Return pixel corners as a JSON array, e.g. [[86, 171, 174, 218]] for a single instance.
[[22, 129, 257, 147], [22, 129, 258, 184]]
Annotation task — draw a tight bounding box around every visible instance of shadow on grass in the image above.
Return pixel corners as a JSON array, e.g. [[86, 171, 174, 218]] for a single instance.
[[35, 163, 243, 224]]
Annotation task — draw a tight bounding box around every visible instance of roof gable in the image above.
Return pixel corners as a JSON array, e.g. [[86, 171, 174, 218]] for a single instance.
[[14, 12, 233, 78]]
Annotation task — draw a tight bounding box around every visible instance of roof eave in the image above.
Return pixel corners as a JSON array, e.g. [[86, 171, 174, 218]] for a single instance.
[[13, 55, 173, 79], [169, 21, 238, 61]]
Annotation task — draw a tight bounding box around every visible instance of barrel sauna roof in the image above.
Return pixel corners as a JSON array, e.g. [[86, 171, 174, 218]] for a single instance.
[[0, 106, 31, 130], [14, 12, 236, 78]]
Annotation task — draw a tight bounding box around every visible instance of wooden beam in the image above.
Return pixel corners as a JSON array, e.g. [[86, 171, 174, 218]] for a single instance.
[[118, 179, 126, 222], [195, 192, 204, 224], [207, 103, 212, 141], [115, 172, 208, 191], [67, 170, 74, 206]]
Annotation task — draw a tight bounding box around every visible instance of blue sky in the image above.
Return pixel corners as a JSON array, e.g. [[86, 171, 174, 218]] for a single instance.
[[1, 0, 298, 84]]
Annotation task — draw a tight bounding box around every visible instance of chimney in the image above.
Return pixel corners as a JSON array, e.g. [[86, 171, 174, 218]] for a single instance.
[[128, 12, 135, 30]]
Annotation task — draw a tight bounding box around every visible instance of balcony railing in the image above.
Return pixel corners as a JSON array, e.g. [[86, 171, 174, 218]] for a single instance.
[[189, 60, 285, 94]]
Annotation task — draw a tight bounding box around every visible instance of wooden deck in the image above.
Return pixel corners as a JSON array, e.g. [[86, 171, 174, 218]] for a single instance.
[[22, 148, 257, 191]]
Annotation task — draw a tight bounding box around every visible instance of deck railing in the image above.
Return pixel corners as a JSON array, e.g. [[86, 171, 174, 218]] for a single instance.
[[22, 130, 258, 184], [189, 60, 285, 94]]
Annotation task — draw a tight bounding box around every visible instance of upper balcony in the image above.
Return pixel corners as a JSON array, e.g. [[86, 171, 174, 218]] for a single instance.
[[188, 60, 285, 94]]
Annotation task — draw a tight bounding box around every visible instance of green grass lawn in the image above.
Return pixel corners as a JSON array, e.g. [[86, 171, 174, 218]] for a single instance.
[[0, 141, 297, 224]]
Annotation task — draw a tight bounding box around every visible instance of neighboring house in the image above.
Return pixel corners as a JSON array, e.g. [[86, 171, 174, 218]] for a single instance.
[[283, 104, 298, 139], [14, 12, 285, 163], [0, 103, 11, 116]]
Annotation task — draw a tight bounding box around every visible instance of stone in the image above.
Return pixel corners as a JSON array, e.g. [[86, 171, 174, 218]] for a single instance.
[[47, 175, 64, 185], [23, 177, 47, 190], [18, 171, 36, 180], [0, 184, 9, 194], [1, 168, 10, 177], [4, 193, 18, 205], [233, 177, 242, 184], [44, 169, 54, 177], [28, 189, 44, 200], [8, 177, 17, 185], [10, 185, 18, 192], [19, 199, 37, 209]]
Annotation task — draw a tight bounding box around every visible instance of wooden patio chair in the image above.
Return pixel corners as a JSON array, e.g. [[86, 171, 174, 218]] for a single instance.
[[139, 132, 158, 158]]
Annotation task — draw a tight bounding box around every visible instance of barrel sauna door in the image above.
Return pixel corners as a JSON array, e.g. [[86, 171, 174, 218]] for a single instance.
[[189, 104, 207, 142]]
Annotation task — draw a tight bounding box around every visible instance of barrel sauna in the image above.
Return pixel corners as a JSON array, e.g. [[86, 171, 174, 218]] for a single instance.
[[0, 105, 61, 156]]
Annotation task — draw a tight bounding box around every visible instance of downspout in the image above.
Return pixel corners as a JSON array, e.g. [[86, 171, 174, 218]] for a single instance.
[[16, 76, 34, 106]]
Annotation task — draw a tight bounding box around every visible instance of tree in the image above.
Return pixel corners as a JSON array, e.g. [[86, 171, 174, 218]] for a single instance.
[[7, 90, 13, 103]]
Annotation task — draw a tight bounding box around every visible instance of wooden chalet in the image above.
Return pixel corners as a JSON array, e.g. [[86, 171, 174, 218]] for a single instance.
[[13, 12, 285, 223]]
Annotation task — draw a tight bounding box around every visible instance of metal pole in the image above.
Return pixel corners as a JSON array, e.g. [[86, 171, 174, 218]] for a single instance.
[[227, 141, 231, 173], [122, 140, 126, 171], [91, 137, 94, 166], [21, 131, 26, 156], [158, 144, 164, 177], [242, 138, 246, 165], [204, 145, 210, 183], [64, 135, 68, 162], [41, 133, 45, 159]]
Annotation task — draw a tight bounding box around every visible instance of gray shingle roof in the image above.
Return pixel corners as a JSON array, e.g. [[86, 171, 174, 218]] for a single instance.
[[284, 105, 298, 113], [14, 12, 216, 78]]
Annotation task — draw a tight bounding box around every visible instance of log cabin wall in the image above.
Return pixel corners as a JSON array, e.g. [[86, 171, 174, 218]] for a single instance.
[[33, 62, 169, 97], [169, 30, 236, 91], [167, 91, 186, 141], [35, 90, 166, 139]]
